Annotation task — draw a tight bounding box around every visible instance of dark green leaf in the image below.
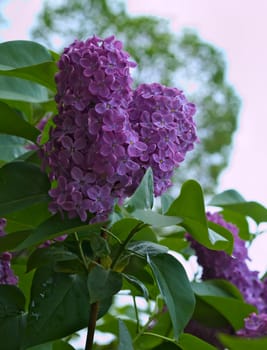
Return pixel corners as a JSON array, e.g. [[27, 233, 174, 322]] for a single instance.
[[167, 180, 232, 252], [126, 167, 154, 210], [209, 190, 267, 224], [0, 230, 32, 253], [147, 253, 195, 340], [219, 334, 267, 350], [178, 333, 217, 350], [16, 214, 99, 250], [5, 202, 51, 233], [133, 209, 182, 227], [192, 280, 256, 330], [0, 285, 26, 350], [22, 266, 111, 348], [0, 76, 50, 103], [0, 101, 39, 142], [27, 248, 80, 272], [0, 161, 50, 216], [52, 340, 75, 350], [87, 265, 122, 303], [110, 218, 141, 241], [127, 241, 168, 257], [118, 319, 134, 350]]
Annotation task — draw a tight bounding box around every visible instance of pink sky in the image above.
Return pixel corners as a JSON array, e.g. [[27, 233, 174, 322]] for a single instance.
[[1, 0, 267, 271]]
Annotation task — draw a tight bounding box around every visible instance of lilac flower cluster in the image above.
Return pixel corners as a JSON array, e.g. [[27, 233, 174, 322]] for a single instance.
[[187, 212, 267, 341], [40, 35, 197, 222], [0, 218, 18, 285], [129, 83, 197, 195]]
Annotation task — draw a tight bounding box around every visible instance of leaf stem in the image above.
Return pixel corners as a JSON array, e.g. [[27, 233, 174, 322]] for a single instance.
[[85, 301, 99, 350], [110, 222, 146, 269], [74, 232, 88, 269]]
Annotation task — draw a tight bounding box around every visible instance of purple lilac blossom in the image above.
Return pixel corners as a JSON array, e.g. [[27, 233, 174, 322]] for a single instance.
[[40, 36, 198, 222], [237, 313, 267, 337], [187, 212, 267, 341], [0, 218, 18, 285], [40, 35, 144, 222], [128, 83, 198, 195]]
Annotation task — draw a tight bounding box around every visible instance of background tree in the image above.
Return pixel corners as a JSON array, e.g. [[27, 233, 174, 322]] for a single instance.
[[31, 0, 240, 194]]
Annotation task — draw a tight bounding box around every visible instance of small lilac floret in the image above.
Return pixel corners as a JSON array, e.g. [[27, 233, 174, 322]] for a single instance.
[[0, 219, 18, 285]]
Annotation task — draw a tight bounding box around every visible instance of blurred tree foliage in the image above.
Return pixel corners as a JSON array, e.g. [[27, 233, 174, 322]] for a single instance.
[[31, 0, 240, 195]]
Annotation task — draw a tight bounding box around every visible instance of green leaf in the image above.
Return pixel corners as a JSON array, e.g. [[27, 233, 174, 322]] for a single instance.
[[133, 209, 182, 227], [178, 333, 217, 350], [0, 134, 28, 162], [219, 334, 267, 350], [27, 248, 80, 272], [110, 218, 141, 241], [5, 202, 51, 233], [122, 273, 149, 300], [147, 253, 195, 340], [209, 190, 267, 224], [52, 340, 75, 350], [87, 265, 122, 303], [167, 180, 232, 252], [0, 76, 50, 103], [16, 214, 100, 250], [0, 161, 50, 216], [118, 319, 134, 350], [0, 285, 26, 350], [0, 40, 57, 92], [0, 230, 32, 252], [219, 209, 250, 240], [22, 266, 111, 348], [0, 101, 39, 142], [159, 237, 188, 253], [127, 241, 168, 257], [126, 167, 154, 210], [161, 193, 174, 214], [192, 280, 256, 330]]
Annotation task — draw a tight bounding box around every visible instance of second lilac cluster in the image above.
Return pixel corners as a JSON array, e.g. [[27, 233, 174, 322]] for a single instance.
[[187, 212, 267, 341], [129, 83, 198, 195]]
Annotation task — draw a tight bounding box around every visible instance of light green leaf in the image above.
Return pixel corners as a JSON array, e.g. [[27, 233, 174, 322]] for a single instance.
[[147, 253, 195, 340], [219, 334, 267, 350], [209, 190, 267, 224], [0, 40, 57, 91], [0, 134, 28, 162], [167, 180, 232, 252], [178, 333, 217, 350], [128, 240, 168, 256], [126, 167, 154, 210], [0, 76, 50, 103], [133, 209, 182, 227], [118, 319, 134, 350]]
